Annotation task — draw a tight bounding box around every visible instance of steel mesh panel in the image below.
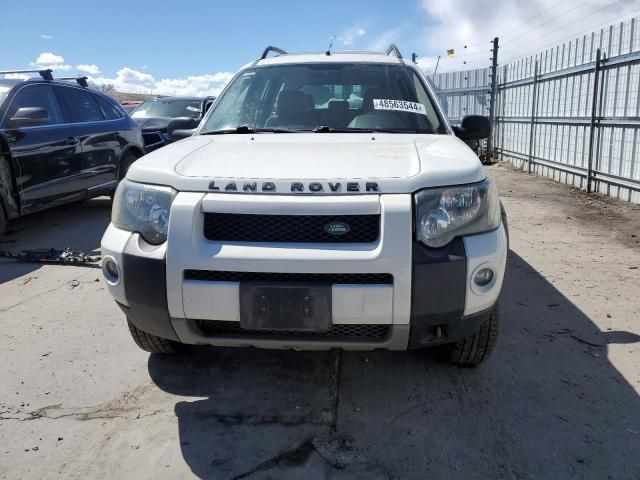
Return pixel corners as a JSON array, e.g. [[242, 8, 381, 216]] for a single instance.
[[195, 320, 390, 340], [184, 270, 393, 285], [203, 213, 380, 243]]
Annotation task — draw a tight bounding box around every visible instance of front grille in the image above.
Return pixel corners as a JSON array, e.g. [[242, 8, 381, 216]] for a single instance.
[[195, 320, 390, 340], [203, 213, 379, 243], [184, 270, 393, 285]]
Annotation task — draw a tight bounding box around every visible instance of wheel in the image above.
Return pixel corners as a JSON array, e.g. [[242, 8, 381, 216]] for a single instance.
[[450, 303, 500, 366], [118, 151, 140, 180], [127, 319, 182, 354]]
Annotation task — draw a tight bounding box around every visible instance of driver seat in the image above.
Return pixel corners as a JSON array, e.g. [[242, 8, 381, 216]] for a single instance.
[[265, 90, 313, 128]]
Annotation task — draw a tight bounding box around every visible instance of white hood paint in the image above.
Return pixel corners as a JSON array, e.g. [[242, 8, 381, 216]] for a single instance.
[[127, 133, 486, 194]]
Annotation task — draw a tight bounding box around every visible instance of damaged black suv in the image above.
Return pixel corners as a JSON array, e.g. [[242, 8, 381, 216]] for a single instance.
[[0, 69, 144, 237]]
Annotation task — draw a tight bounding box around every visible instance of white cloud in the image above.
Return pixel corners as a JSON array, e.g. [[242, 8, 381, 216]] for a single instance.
[[76, 64, 101, 75], [90, 67, 155, 93], [415, 56, 440, 74], [154, 72, 235, 96], [367, 26, 405, 52], [40, 34, 53, 40], [24, 50, 232, 96], [419, 0, 639, 72], [4, 73, 30, 80], [35, 52, 65, 65], [31, 51, 72, 72], [90, 67, 234, 96], [337, 25, 367, 46]]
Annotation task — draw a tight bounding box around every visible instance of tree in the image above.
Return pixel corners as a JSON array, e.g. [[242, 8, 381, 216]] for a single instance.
[[99, 83, 115, 93]]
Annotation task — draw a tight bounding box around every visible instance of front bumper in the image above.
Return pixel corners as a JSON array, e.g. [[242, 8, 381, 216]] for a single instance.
[[101, 193, 507, 350]]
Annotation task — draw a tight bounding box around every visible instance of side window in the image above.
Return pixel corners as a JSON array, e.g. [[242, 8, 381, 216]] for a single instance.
[[94, 94, 124, 120], [4, 84, 63, 126], [56, 87, 104, 123]]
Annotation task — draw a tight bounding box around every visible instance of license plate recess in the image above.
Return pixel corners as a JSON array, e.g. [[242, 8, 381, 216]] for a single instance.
[[239, 283, 332, 332]]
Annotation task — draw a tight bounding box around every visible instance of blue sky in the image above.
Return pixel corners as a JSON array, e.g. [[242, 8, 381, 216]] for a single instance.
[[1, 0, 430, 75], [1, 0, 434, 93], [1, 0, 638, 95]]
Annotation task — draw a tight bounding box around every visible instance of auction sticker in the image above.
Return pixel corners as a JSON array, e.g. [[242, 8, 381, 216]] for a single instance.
[[373, 99, 426, 115]]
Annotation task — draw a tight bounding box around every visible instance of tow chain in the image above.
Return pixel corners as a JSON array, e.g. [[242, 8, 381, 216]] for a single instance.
[[0, 247, 101, 265]]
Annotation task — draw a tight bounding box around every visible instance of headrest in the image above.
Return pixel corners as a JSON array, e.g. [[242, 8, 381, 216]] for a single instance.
[[277, 90, 307, 115]]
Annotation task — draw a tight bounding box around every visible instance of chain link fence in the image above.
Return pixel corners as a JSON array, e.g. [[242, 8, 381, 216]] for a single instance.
[[429, 16, 640, 204]]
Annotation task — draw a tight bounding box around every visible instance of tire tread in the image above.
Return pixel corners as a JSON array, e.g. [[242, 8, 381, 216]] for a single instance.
[[450, 304, 500, 366], [127, 319, 180, 354]]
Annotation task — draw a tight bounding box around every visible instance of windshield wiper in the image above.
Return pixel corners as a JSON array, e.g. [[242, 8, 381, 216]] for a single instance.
[[312, 126, 364, 133], [312, 125, 420, 134], [201, 125, 299, 135]]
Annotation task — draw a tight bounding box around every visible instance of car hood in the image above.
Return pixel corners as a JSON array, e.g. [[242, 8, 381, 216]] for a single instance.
[[127, 133, 486, 194], [133, 116, 171, 132]]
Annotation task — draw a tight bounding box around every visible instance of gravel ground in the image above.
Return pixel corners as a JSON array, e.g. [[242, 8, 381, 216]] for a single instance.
[[1, 162, 639, 479]]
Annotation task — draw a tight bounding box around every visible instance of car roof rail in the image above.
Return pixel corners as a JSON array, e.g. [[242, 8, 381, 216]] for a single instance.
[[259, 46, 287, 60], [57, 76, 89, 87], [386, 44, 403, 60], [0, 70, 88, 87], [0, 68, 54, 80]]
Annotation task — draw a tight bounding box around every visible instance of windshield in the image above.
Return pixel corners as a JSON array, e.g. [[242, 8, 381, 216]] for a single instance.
[[201, 63, 445, 134], [131, 98, 202, 119]]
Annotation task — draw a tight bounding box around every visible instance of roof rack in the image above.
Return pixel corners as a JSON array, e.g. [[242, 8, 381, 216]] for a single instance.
[[0, 69, 88, 87], [386, 44, 403, 59], [259, 46, 287, 60], [57, 76, 88, 87], [0, 69, 54, 80]]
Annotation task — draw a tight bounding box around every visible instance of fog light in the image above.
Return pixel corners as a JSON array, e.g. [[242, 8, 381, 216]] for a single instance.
[[102, 257, 120, 285], [473, 268, 494, 286]]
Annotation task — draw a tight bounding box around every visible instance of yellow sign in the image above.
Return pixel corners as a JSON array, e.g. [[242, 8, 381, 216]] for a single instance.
[[447, 49, 455, 57]]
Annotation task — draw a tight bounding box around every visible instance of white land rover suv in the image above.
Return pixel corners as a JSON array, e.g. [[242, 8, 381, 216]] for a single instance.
[[101, 45, 508, 366]]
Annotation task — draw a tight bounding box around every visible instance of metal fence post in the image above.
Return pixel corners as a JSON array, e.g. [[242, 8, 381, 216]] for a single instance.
[[487, 37, 499, 159], [586, 48, 602, 193], [527, 60, 539, 173]]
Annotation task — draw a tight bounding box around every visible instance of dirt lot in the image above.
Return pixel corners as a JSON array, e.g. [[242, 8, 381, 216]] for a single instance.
[[1, 163, 639, 479]]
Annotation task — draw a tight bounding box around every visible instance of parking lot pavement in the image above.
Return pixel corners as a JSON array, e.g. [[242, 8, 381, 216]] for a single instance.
[[1, 163, 639, 479]]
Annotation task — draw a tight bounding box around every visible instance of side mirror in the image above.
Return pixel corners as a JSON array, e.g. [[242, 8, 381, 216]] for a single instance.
[[8, 107, 50, 128], [452, 115, 490, 140], [167, 117, 199, 141], [170, 128, 196, 141]]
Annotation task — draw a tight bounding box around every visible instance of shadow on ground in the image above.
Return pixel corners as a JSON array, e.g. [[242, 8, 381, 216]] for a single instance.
[[0, 198, 110, 283], [149, 250, 640, 479]]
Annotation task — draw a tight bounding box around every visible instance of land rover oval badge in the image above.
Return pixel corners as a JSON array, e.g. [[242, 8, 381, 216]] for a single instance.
[[325, 222, 350, 236]]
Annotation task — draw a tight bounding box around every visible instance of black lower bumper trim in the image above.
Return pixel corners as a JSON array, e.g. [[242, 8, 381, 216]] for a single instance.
[[409, 238, 472, 348], [121, 249, 178, 342]]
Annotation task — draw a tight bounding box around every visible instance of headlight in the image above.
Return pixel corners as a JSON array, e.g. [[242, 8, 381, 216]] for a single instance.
[[415, 177, 500, 248], [112, 180, 177, 244]]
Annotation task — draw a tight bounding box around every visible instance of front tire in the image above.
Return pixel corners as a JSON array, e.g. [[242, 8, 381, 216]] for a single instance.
[[450, 304, 500, 366], [127, 319, 182, 354]]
